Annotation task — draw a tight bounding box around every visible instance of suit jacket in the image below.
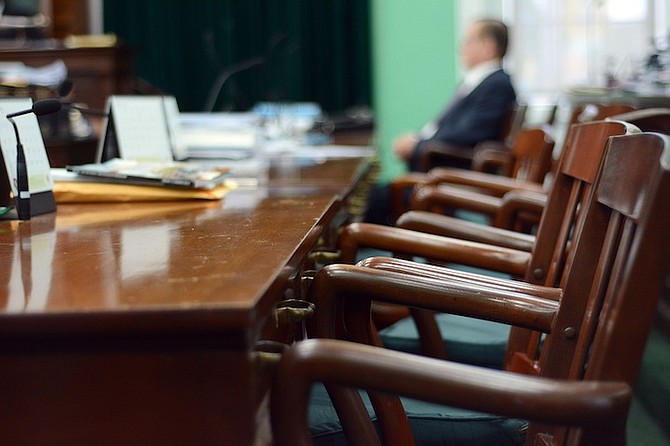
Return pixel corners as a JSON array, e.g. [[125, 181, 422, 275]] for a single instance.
[[411, 69, 516, 170]]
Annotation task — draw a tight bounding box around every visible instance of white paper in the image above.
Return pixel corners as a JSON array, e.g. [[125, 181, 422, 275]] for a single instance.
[[108, 96, 174, 162], [0, 98, 54, 196]]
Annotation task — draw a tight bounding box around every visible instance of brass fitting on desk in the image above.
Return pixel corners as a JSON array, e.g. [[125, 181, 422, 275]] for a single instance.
[[307, 249, 341, 268], [254, 340, 289, 372], [274, 298, 316, 325]]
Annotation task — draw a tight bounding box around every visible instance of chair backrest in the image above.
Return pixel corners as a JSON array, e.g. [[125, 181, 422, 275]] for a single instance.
[[530, 131, 670, 443], [470, 127, 554, 183], [606, 107, 670, 134], [567, 103, 636, 128], [606, 107, 670, 342], [506, 127, 554, 183], [504, 120, 637, 371], [500, 102, 528, 144]]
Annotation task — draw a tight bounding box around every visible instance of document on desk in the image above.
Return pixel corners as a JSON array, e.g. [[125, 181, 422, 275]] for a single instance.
[[263, 143, 375, 159], [179, 112, 258, 160], [66, 158, 231, 190]]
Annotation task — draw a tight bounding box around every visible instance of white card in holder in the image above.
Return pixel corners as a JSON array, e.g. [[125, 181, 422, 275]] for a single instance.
[[97, 95, 175, 163], [0, 97, 56, 218]]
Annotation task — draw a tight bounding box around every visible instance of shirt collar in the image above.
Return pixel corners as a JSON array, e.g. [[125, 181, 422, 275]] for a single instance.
[[462, 60, 502, 93]]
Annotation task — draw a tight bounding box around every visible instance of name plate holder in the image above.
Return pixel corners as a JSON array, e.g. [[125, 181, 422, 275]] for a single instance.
[[0, 98, 56, 220], [96, 95, 178, 163]]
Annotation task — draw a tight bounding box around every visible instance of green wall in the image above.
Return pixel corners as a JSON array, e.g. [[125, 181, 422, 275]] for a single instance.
[[371, 1, 458, 182]]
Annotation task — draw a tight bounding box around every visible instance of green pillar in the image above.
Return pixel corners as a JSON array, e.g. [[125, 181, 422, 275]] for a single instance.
[[371, 1, 458, 182]]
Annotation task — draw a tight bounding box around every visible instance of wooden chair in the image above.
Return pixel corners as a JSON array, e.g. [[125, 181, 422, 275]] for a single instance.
[[390, 123, 546, 220], [412, 103, 527, 173], [338, 120, 633, 364], [606, 107, 670, 134], [567, 103, 636, 128], [271, 131, 670, 446], [390, 127, 553, 220], [605, 107, 670, 355]]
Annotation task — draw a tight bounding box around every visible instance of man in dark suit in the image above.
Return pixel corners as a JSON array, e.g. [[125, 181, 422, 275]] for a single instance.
[[393, 19, 517, 172], [365, 19, 516, 224]]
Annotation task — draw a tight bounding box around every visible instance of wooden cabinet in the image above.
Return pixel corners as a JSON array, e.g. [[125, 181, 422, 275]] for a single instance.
[[0, 44, 135, 109]]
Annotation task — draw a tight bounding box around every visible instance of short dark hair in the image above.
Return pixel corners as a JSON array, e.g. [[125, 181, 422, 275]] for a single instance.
[[476, 19, 509, 58]]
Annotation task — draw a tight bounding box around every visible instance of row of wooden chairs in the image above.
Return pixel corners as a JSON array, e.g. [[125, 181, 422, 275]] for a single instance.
[[269, 110, 670, 445]]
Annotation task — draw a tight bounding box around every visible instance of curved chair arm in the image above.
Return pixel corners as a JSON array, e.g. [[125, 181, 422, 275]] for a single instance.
[[410, 182, 503, 214], [338, 222, 531, 276], [418, 140, 475, 172], [357, 256, 561, 301], [310, 263, 559, 337], [271, 338, 632, 446], [425, 168, 546, 197], [395, 210, 536, 252]]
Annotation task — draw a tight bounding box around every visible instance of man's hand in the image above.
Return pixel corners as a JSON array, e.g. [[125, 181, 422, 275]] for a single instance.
[[393, 133, 419, 161]]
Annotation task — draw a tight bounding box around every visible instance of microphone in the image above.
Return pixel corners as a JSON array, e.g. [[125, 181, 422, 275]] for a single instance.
[[7, 98, 63, 119], [6, 99, 63, 220]]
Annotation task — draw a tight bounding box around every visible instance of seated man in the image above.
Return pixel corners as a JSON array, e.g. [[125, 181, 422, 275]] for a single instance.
[[393, 18, 517, 172], [366, 18, 517, 224]]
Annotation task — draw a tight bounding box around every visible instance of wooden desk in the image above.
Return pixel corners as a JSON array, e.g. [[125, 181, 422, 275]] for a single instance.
[[0, 156, 370, 445]]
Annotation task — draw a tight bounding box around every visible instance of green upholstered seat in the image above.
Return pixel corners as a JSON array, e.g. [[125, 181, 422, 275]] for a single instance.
[[309, 383, 526, 446], [633, 327, 670, 441], [378, 313, 511, 369]]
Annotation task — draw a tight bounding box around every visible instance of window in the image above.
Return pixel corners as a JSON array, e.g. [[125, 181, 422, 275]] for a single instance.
[[457, 0, 665, 101]]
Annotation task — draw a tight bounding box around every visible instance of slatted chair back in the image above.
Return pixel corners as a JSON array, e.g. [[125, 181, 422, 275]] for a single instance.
[[506, 120, 637, 372], [505, 127, 554, 183], [530, 131, 670, 443]]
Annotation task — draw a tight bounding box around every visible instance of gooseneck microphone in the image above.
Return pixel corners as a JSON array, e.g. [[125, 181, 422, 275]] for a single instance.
[[7, 98, 63, 119], [6, 98, 63, 220]]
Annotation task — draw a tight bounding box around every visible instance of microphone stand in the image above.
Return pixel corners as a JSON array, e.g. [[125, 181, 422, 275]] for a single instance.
[[203, 56, 265, 112], [7, 117, 30, 220], [4, 99, 62, 221]]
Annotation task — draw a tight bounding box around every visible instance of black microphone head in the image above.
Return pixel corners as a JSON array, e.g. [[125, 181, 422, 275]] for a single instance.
[[57, 79, 74, 98], [32, 99, 62, 116]]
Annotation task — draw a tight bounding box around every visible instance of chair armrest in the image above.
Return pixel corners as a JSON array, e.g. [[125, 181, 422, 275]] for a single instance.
[[357, 256, 560, 301], [271, 339, 632, 446], [338, 222, 531, 276], [410, 183, 503, 214], [311, 263, 558, 336], [426, 168, 546, 197], [396, 210, 536, 252], [419, 140, 475, 171]]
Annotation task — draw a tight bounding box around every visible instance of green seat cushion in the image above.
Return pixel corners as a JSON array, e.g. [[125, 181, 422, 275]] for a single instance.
[[309, 383, 526, 446], [379, 313, 511, 369], [634, 327, 670, 439]]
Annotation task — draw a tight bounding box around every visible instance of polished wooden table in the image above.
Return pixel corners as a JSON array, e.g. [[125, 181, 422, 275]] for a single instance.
[[0, 155, 371, 445]]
